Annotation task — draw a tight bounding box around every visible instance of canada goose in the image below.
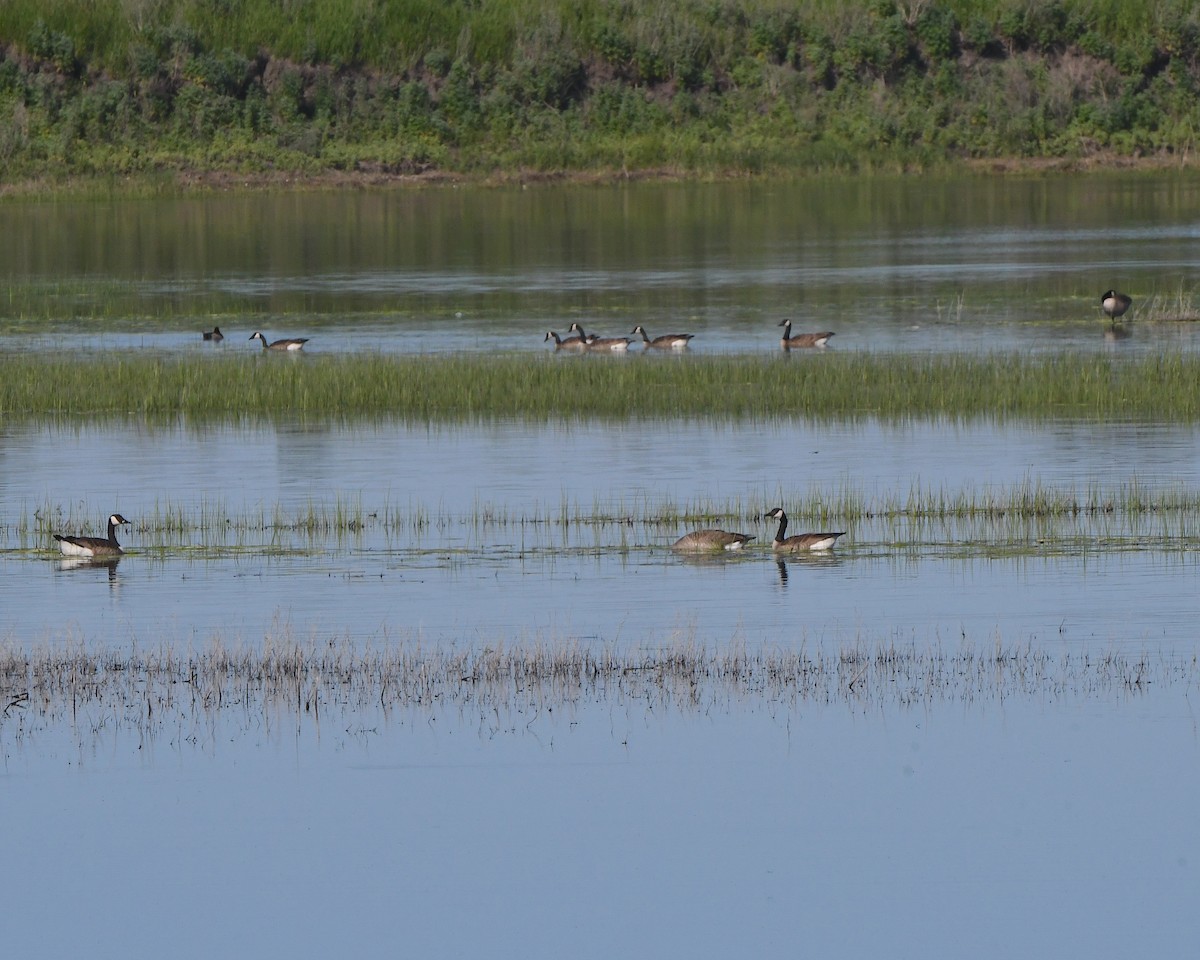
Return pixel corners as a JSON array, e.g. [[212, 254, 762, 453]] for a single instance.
[[672, 529, 756, 552], [1101, 290, 1132, 324], [250, 331, 310, 351], [202, 327, 224, 342], [779, 319, 835, 349], [631, 325, 695, 350], [569, 323, 631, 352], [762, 507, 845, 552], [544, 331, 589, 351], [52, 513, 131, 558]]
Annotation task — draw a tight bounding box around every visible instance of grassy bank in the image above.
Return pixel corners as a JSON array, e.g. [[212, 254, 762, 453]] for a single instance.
[[3, 351, 1200, 422], [1, 0, 1198, 187]]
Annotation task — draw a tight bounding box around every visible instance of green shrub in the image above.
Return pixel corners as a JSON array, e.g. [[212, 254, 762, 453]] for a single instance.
[[915, 5, 959, 63], [27, 19, 78, 76], [0, 0, 1198, 182]]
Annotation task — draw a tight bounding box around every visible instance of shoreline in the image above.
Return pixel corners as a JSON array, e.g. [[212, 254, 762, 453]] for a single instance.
[[2, 152, 1197, 200]]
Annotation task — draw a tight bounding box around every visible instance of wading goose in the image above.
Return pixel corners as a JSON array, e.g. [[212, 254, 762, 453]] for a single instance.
[[544, 330, 589, 351], [631, 325, 695, 350], [1101, 290, 1132, 324], [762, 507, 845, 552], [202, 327, 224, 342], [672, 529, 756, 552], [250, 331, 310, 351], [779, 319, 835, 350], [53, 513, 131, 558]]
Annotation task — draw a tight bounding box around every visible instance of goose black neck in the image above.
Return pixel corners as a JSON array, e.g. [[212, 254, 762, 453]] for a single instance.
[[106, 518, 122, 547], [773, 512, 788, 543]]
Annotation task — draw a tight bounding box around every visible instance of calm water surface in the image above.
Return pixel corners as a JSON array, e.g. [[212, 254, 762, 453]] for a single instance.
[[3, 688, 1196, 959], [3, 177, 1200, 958], [3, 416, 1200, 649], [3, 174, 1200, 354]]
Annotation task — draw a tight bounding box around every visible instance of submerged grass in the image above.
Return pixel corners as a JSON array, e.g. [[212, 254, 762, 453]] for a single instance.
[[2, 635, 1193, 753], [4, 352, 1200, 422]]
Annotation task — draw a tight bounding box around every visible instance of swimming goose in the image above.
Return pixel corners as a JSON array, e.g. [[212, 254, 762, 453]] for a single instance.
[[544, 330, 589, 351], [250, 331, 310, 351], [569, 323, 631, 353], [1101, 290, 1132, 324], [631, 325, 695, 350], [202, 327, 224, 342], [672, 529, 756, 552], [779, 319, 835, 349], [53, 513, 131, 557], [762, 507, 845, 552]]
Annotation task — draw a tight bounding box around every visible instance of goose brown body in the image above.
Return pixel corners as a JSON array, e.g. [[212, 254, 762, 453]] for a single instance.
[[1101, 290, 1132, 323], [53, 513, 131, 557], [778, 319, 834, 349], [632, 325, 694, 350], [672, 529, 756, 552], [202, 327, 224, 341], [763, 507, 844, 552], [250, 331, 310, 351], [545, 330, 589, 351], [569, 323, 631, 352]]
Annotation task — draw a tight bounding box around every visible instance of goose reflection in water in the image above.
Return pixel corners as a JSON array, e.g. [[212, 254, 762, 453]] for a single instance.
[[58, 554, 123, 585], [774, 553, 843, 587], [672, 549, 755, 567]]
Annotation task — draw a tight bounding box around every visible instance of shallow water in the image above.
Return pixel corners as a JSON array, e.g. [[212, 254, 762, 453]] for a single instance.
[[3, 685, 1197, 959], [4, 176, 1200, 958], [3, 417, 1200, 650]]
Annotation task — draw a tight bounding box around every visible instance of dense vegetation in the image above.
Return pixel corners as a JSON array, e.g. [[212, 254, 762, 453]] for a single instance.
[[3, 352, 1200, 422], [1, 0, 1199, 186]]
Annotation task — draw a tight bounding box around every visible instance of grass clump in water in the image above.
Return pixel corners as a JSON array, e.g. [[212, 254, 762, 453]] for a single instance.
[[1138, 285, 1200, 323]]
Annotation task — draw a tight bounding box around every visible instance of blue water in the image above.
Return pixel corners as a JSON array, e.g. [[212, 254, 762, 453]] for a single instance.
[[4, 177, 1200, 960], [3, 417, 1200, 651]]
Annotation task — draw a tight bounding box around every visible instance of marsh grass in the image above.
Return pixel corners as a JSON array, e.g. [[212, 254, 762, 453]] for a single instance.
[[13, 479, 1200, 533], [10, 480, 1200, 553], [5, 352, 1200, 422], [0, 279, 253, 329], [2, 634, 1194, 753], [1137, 285, 1200, 323]]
